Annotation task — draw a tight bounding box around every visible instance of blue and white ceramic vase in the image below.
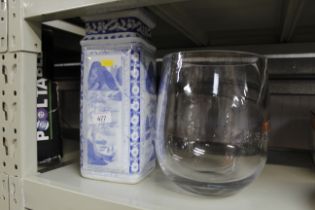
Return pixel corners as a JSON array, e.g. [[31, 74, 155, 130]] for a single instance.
[[80, 9, 156, 183]]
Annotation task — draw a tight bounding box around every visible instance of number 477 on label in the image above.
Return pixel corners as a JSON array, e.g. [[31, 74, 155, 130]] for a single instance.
[[92, 112, 112, 124]]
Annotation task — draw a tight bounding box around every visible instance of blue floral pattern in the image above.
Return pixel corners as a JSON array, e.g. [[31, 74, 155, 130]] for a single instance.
[[86, 17, 151, 39], [83, 55, 125, 166], [80, 51, 84, 168], [145, 62, 157, 94], [87, 140, 115, 165], [129, 49, 141, 173], [88, 61, 122, 101], [82, 32, 142, 41], [144, 61, 157, 162], [155, 60, 171, 159]]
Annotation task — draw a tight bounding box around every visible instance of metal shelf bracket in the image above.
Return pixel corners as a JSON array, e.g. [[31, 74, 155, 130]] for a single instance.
[[0, 1, 39, 210], [0, 0, 8, 52]]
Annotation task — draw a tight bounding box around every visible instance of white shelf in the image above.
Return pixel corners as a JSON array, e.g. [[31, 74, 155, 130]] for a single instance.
[[24, 0, 185, 21], [23, 163, 315, 210]]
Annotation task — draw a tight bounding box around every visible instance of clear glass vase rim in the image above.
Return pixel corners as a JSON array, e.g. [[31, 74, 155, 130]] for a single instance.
[[163, 50, 267, 66]]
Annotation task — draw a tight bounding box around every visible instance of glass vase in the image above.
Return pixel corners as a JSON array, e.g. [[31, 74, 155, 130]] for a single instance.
[[156, 50, 269, 196]]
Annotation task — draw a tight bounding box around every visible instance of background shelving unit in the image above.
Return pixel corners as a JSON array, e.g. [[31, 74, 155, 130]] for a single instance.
[[0, 0, 315, 210]]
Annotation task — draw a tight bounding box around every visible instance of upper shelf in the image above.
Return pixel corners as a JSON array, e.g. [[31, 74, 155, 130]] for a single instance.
[[34, 0, 315, 50], [24, 163, 315, 210], [23, 0, 185, 21], [149, 0, 315, 49]]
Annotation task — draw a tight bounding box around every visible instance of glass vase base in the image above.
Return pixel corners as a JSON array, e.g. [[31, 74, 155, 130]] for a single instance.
[[172, 174, 257, 197]]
